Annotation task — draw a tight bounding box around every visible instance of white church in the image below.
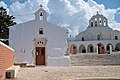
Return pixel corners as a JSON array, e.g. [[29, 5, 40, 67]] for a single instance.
[[9, 5, 70, 66], [69, 12, 120, 55]]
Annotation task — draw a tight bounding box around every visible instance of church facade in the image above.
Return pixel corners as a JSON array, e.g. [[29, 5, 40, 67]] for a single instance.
[[9, 5, 70, 66], [69, 12, 120, 54]]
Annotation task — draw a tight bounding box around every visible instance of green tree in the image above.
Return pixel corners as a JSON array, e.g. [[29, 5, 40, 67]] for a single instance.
[[0, 6, 16, 45]]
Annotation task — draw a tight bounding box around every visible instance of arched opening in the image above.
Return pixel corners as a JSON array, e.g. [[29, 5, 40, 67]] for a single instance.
[[95, 21, 97, 26], [79, 44, 86, 53], [94, 18, 97, 26], [115, 43, 120, 51], [103, 19, 106, 26], [99, 18, 102, 25], [98, 43, 105, 54], [82, 37, 84, 41], [40, 12, 43, 20], [106, 43, 113, 51], [97, 34, 100, 40], [91, 21, 93, 27], [70, 44, 77, 54], [87, 44, 94, 53], [115, 36, 118, 40]]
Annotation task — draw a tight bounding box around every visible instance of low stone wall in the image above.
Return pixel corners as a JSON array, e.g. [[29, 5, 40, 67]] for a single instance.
[[0, 42, 14, 80], [70, 53, 120, 66]]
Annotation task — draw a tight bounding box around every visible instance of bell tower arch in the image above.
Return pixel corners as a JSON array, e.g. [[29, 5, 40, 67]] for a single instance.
[[34, 4, 47, 21]]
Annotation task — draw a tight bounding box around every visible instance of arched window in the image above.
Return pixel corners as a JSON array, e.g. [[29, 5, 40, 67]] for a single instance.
[[91, 21, 93, 27], [99, 18, 102, 25], [95, 18, 97, 26], [95, 21, 97, 26], [103, 19, 106, 26]]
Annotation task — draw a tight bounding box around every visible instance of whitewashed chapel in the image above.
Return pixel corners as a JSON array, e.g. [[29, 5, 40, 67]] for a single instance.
[[9, 5, 70, 66], [69, 12, 120, 55]]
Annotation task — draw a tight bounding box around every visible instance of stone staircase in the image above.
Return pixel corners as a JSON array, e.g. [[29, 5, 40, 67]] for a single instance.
[[70, 53, 120, 66]]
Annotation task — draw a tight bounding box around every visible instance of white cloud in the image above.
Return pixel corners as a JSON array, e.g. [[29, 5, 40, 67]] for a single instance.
[[64, 0, 77, 16], [0, 1, 9, 14], [48, 0, 120, 37], [0, 1, 7, 8], [1, 0, 120, 37], [8, 0, 49, 23]]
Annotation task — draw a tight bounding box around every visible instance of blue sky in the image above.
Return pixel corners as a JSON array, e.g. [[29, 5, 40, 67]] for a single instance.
[[93, 0, 120, 23], [0, 0, 120, 36], [2, 0, 120, 9], [1, 0, 120, 22], [93, 0, 120, 9], [0, 0, 27, 5]]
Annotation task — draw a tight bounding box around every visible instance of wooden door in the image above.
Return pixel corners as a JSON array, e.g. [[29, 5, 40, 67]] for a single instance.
[[36, 47, 45, 65], [72, 46, 76, 54], [98, 45, 105, 54]]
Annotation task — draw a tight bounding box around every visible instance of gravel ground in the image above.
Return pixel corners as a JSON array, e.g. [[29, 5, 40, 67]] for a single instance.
[[11, 66, 120, 80]]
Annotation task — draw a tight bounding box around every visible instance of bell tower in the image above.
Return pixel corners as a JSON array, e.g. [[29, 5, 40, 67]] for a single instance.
[[34, 4, 47, 21], [88, 11, 108, 28]]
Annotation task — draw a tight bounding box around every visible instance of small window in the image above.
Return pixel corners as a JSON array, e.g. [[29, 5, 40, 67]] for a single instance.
[[39, 28, 43, 34], [91, 22, 93, 27], [95, 21, 97, 26], [115, 36, 118, 40], [97, 34, 100, 40], [82, 37, 84, 41]]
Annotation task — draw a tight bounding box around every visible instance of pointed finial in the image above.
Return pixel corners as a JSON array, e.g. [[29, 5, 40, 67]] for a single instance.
[[40, 4, 43, 8], [97, 11, 99, 14]]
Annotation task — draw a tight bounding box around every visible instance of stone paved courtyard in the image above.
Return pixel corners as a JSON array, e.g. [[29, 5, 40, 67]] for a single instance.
[[6, 53, 120, 80], [8, 66, 120, 80], [70, 53, 120, 66]]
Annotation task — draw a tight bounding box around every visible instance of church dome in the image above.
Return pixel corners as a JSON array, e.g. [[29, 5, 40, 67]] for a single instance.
[[88, 12, 108, 28]]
